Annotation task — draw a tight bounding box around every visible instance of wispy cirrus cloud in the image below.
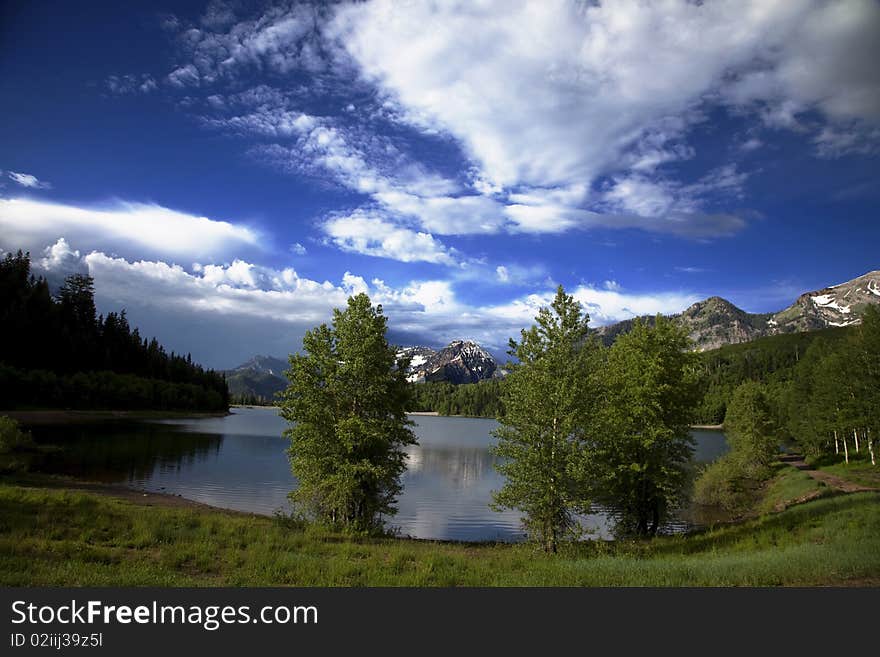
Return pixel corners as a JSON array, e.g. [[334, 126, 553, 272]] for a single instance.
[[119, 0, 880, 267], [0, 197, 261, 263], [5, 170, 52, 189]]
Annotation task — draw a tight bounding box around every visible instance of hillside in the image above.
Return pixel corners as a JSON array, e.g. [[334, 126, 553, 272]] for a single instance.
[[598, 270, 880, 351], [224, 355, 288, 402]]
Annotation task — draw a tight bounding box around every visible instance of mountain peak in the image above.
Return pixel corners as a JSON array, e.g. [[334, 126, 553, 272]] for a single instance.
[[400, 340, 498, 384], [599, 269, 880, 351]]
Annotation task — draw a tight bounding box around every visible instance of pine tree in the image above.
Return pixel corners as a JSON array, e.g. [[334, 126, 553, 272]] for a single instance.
[[279, 293, 416, 533], [491, 286, 600, 553]]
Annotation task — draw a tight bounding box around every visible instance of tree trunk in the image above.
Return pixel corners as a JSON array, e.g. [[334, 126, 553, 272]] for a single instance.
[[868, 428, 875, 466], [843, 432, 849, 465], [834, 430, 839, 455], [649, 503, 660, 537], [853, 428, 859, 453]]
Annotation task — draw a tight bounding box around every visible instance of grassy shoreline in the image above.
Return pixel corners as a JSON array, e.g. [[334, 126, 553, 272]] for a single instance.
[[1, 470, 878, 586]]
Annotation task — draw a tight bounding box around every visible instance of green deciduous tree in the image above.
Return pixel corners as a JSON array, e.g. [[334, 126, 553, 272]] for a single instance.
[[491, 286, 600, 553], [695, 381, 779, 513], [591, 316, 700, 537], [724, 380, 779, 470], [279, 293, 416, 533]]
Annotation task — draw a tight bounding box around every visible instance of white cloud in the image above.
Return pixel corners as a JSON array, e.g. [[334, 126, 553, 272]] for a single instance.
[[167, 64, 201, 88], [330, 1, 805, 192], [495, 266, 509, 284], [325, 0, 879, 234], [570, 284, 699, 326], [0, 198, 260, 262], [39, 246, 701, 363], [373, 191, 506, 235], [167, 3, 326, 85], [145, 0, 880, 256], [39, 237, 80, 271], [7, 171, 51, 189], [321, 210, 458, 265], [105, 74, 157, 95], [813, 125, 880, 158], [290, 242, 307, 255], [722, 0, 880, 123], [598, 164, 749, 236]]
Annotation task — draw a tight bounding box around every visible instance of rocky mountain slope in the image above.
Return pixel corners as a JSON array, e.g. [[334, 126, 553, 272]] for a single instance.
[[228, 339, 501, 400], [598, 270, 880, 351], [398, 340, 500, 384], [224, 355, 288, 400]]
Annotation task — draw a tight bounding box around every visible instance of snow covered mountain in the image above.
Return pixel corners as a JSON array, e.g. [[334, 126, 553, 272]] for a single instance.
[[598, 270, 880, 351], [768, 270, 880, 333], [397, 340, 500, 384]]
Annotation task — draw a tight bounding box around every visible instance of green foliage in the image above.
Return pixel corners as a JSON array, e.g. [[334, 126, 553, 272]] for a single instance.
[[0, 251, 228, 411], [785, 306, 880, 460], [279, 294, 416, 533], [0, 364, 227, 411], [695, 382, 780, 513], [0, 416, 33, 453], [590, 316, 701, 537], [407, 379, 503, 417], [692, 327, 850, 425], [725, 381, 779, 469], [3, 482, 879, 586], [491, 286, 600, 552]]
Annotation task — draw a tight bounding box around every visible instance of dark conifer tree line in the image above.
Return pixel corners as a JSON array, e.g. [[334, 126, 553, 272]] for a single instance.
[[407, 379, 503, 417], [0, 251, 228, 411]]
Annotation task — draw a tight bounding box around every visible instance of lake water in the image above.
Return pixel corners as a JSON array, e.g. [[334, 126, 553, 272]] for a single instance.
[[27, 407, 728, 541]]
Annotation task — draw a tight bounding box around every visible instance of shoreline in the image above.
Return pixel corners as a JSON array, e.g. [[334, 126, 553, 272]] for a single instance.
[[4, 407, 725, 429], [5, 473, 261, 518], [1, 409, 231, 425]]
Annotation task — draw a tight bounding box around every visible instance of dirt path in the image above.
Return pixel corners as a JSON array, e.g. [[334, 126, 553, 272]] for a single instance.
[[779, 454, 879, 493]]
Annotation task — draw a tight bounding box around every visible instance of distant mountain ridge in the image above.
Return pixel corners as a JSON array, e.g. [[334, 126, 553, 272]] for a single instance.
[[227, 271, 880, 399], [226, 340, 502, 400], [398, 340, 501, 384], [224, 355, 288, 401], [597, 270, 880, 351]]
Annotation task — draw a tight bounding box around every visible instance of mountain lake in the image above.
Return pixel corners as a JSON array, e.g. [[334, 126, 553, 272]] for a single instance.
[[24, 407, 730, 541]]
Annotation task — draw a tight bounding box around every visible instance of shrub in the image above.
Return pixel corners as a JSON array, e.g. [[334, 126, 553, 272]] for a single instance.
[[0, 416, 34, 453]]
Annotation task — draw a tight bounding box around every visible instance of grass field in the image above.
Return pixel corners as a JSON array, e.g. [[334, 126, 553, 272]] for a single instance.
[[1, 477, 878, 586], [756, 463, 830, 514]]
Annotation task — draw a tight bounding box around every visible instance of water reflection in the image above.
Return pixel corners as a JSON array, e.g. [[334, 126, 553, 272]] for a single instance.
[[25, 408, 729, 542]]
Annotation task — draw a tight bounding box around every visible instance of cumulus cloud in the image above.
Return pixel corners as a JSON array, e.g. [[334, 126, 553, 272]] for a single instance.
[[165, 2, 328, 86], [0, 198, 260, 262], [321, 210, 458, 265], [167, 64, 201, 88], [36, 245, 697, 365]]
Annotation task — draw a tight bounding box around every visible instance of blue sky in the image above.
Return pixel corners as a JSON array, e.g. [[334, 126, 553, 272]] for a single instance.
[[1, 0, 878, 368]]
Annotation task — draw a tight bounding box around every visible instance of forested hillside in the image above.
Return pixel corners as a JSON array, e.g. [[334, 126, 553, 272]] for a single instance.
[[408, 379, 503, 417], [406, 324, 864, 427], [0, 251, 228, 411]]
